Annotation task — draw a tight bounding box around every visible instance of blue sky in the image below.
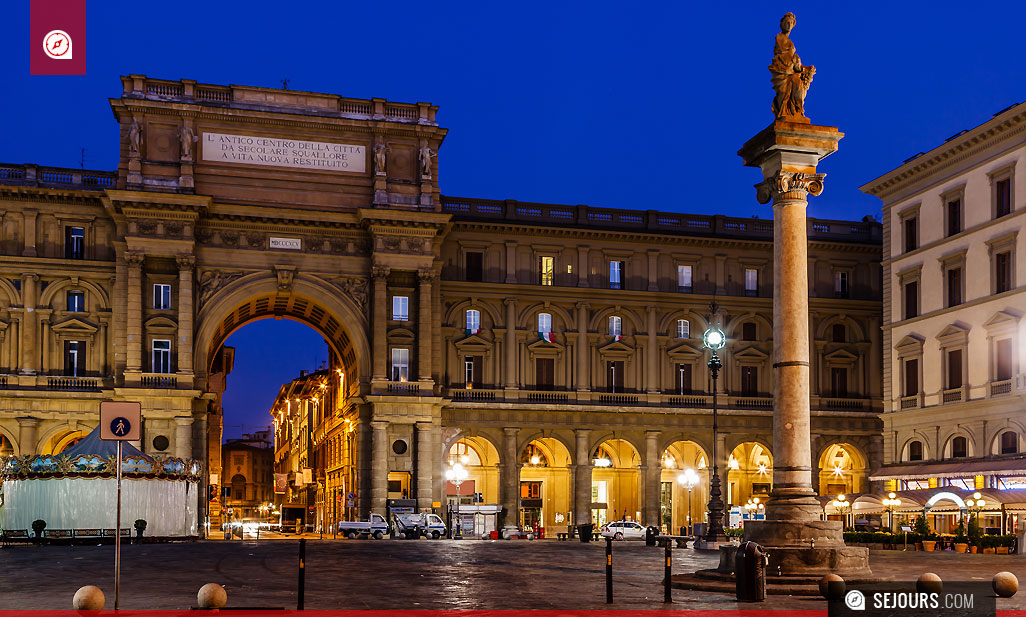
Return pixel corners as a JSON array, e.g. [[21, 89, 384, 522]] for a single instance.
[[3, 1, 1024, 438]]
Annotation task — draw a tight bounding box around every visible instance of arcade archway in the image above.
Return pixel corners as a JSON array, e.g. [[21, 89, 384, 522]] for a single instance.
[[591, 438, 642, 525], [818, 443, 868, 497], [660, 440, 709, 533], [519, 437, 572, 531], [727, 442, 773, 507]]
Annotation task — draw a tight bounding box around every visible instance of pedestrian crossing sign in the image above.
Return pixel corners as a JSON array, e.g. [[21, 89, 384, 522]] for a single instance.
[[100, 401, 142, 441]]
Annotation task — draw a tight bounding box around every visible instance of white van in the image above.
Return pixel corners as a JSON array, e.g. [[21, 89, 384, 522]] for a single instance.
[[394, 512, 447, 539]]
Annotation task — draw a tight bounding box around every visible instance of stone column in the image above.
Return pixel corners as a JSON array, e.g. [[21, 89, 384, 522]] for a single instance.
[[415, 422, 434, 511], [646, 307, 658, 393], [176, 256, 196, 375], [643, 430, 661, 526], [125, 252, 145, 373], [174, 417, 193, 459], [500, 427, 520, 527], [573, 429, 592, 526], [370, 421, 389, 514], [371, 267, 389, 381], [576, 303, 589, 391], [17, 417, 39, 455], [417, 270, 433, 382], [503, 299, 517, 389], [20, 274, 38, 374]]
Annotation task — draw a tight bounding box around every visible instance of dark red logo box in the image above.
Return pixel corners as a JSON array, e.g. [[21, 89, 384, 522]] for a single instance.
[[30, 0, 86, 75]]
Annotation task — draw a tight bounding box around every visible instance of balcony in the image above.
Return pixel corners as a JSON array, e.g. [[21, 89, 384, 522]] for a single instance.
[[941, 387, 965, 404], [990, 379, 1012, 397], [899, 395, 921, 410], [371, 381, 423, 396], [0, 164, 116, 192], [140, 373, 178, 389], [47, 377, 102, 392]]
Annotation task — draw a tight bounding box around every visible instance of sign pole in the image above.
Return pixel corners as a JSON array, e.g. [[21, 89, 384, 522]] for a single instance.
[[115, 439, 122, 610]]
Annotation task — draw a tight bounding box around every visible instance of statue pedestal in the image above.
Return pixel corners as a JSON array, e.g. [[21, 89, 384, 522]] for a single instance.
[[735, 520, 871, 577]]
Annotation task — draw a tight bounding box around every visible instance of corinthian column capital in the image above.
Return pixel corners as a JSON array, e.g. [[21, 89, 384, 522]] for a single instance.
[[124, 251, 145, 267], [755, 171, 826, 205], [176, 255, 196, 270]]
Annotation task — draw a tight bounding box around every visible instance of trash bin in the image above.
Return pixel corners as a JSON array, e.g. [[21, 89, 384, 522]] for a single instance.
[[734, 540, 768, 602], [645, 526, 659, 546], [680, 525, 689, 537], [577, 523, 593, 543]]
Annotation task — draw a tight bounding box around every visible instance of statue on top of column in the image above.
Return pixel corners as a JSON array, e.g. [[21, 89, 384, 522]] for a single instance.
[[769, 12, 816, 123]]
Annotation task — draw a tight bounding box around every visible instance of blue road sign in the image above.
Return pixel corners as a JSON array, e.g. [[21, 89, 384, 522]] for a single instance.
[[110, 417, 132, 437]]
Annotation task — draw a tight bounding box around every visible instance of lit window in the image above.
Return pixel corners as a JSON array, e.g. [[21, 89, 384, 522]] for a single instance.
[[608, 316, 622, 336], [65, 341, 84, 376], [609, 261, 624, 289], [744, 268, 758, 296], [392, 296, 408, 321], [676, 319, 689, 339], [539, 256, 554, 286], [537, 312, 552, 334], [153, 283, 172, 310], [677, 265, 692, 292], [65, 227, 84, 259], [465, 309, 481, 333], [391, 348, 409, 382], [152, 339, 172, 373], [67, 290, 85, 312]]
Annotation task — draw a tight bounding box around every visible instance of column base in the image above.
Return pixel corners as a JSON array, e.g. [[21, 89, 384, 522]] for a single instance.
[[736, 519, 872, 577], [693, 539, 733, 551]]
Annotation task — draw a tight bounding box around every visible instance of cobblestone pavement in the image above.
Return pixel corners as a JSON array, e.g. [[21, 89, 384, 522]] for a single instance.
[[0, 540, 1022, 610]]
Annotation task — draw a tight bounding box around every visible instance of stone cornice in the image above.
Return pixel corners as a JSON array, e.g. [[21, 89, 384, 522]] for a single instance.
[[0, 185, 105, 205]]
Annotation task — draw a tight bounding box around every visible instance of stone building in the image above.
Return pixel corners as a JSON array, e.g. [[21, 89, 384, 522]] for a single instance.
[[861, 100, 1026, 533], [221, 428, 274, 521], [0, 75, 883, 535]]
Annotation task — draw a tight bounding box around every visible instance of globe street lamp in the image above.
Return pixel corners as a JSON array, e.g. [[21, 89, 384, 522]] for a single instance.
[[702, 322, 727, 544], [882, 492, 901, 531], [744, 497, 764, 519], [966, 492, 986, 537], [677, 468, 700, 535], [445, 463, 468, 539], [832, 494, 851, 529]]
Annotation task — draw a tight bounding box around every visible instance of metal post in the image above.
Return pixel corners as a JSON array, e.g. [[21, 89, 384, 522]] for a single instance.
[[115, 440, 122, 610], [333, 490, 338, 539], [297, 538, 306, 610], [663, 540, 672, 603], [605, 536, 613, 604], [687, 486, 692, 535], [705, 346, 726, 542]]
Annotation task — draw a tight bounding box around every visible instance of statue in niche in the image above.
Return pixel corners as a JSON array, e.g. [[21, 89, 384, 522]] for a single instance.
[[769, 12, 816, 122], [128, 122, 144, 157], [178, 125, 197, 160], [373, 140, 389, 175], [418, 142, 435, 177]]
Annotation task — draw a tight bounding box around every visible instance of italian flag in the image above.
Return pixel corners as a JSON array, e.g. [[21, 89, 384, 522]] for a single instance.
[[613, 334, 623, 342], [539, 331, 555, 343], [465, 328, 480, 336]]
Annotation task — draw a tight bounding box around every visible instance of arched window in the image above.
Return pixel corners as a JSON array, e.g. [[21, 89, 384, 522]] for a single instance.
[[950, 436, 968, 459], [521, 443, 549, 467], [537, 313, 552, 334], [231, 474, 247, 500], [742, 322, 757, 341], [608, 316, 622, 336], [676, 319, 690, 339], [465, 309, 481, 332], [907, 440, 923, 461], [832, 323, 846, 343], [1000, 431, 1018, 455]]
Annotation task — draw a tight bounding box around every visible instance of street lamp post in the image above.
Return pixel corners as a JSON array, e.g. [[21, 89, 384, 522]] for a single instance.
[[882, 492, 901, 531], [702, 323, 728, 544], [965, 492, 985, 543], [832, 494, 851, 529], [445, 463, 468, 539], [677, 468, 699, 535]]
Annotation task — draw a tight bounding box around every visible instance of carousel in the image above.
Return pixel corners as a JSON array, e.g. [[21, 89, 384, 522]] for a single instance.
[[1, 426, 201, 537]]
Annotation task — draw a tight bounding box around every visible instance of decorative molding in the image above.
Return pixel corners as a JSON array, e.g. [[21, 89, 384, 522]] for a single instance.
[[273, 265, 296, 294], [755, 171, 826, 205]]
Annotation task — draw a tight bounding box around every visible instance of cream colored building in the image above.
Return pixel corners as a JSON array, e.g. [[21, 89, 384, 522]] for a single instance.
[[861, 101, 1026, 531]]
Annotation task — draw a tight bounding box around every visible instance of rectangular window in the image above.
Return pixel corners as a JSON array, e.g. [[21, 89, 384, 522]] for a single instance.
[[465, 251, 483, 282], [152, 339, 172, 374], [952, 438, 968, 459], [995, 252, 1012, 293], [741, 322, 757, 342], [392, 296, 408, 321], [676, 363, 692, 395], [536, 358, 555, 391], [609, 261, 624, 289], [676, 319, 690, 339], [904, 280, 918, 319], [465, 309, 481, 332], [830, 367, 847, 397], [740, 367, 758, 396], [464, 356, 482, 389], [744, 268, 758, 296], [153, 283, 172, 310], [904, 217, 917, 252], [67, 290, 84, 312], [391, 348, 409, 382], [539, 256, 554, 286], [64, 340, 85, 376], [947, 349, 963, 389], [537, 313, 552, 334], [606, 360, 624, 393], [995, 178, 1011, 218], [677, 265, 693, 292], [947, 199, 962, 236], [608, 316, 622, 336], [946, 267, 962, 307], [65, 226, 85, 259], [903, 358, 919, 397], [996, 338, 1013, 381], [834, 272, 849, 298]]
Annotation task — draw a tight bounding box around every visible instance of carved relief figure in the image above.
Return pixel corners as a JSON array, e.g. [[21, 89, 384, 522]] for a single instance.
[[128, 122, 144, 157], [178, 125, 198, 160], [334, 276, 370, 316], [418, 142, 435, 177], [373, 140, 389, 175], [198, 270, 245, 305], [769, 12, 816, 122]]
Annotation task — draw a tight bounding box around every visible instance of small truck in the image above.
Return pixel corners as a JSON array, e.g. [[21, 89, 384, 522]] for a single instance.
[[337, 513, 389, 539], [393, 512, 447, 539]]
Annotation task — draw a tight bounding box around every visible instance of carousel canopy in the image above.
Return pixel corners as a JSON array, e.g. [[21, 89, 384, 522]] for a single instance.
[[62, 425, 151, 460]]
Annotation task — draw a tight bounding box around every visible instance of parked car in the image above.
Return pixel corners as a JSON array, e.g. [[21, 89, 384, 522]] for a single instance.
[[600, 520, 645, 540], [337, 513, 389, 539]]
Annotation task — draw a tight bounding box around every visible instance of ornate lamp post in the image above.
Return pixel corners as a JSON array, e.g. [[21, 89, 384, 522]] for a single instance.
[[832, 494, 851, 529], [445, 462, 468, 539], [677, 468, 699, 535], [882, 492, 901, 531], [702, 323, 728, 544], [966, 492, 985, 541], [744, 497, 765, 519]]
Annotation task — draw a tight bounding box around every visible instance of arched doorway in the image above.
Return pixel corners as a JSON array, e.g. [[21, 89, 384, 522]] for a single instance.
[[519, 437, 572, 532], [660, 440, 709, 534], [0, 433, 16, 456], [447, 436, 500, 505], [727, 442, 773, 507], [818, 443, 868, 497], [591, 438, 641, 526]]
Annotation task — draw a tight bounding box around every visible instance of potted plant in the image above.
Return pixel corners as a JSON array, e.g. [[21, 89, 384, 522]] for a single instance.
[[31, 519, 46, 543], [953, 517, 969, 553], [967, 513, 981, 553], [134, 519, 147, 542], [913, 514, 933, 551]]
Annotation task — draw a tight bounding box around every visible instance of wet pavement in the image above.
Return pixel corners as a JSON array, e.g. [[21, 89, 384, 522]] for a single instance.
[[0, 539, 1023, 610]]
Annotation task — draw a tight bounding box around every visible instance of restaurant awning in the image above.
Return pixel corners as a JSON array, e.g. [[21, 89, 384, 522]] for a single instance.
[[850, 488, 1026, 514], [869, 457, 1026, 481]]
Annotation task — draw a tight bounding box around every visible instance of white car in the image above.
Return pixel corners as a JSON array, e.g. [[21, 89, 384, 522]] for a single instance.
[[600, 520, 646, 540]]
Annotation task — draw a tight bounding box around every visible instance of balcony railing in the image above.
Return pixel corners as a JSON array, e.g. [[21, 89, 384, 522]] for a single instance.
[[382, 381, 421, 395], [990, 379, 1012, 397], [0, 164, 116, 192], [47, 377, 101, 392], [820, 398, 868, 411], [140, 373, 178, 389], [899, 395, 921, 410], [942, 387, 964, 404]]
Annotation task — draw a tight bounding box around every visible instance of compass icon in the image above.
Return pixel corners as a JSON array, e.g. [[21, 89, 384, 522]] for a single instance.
[[43, 30, 73, 60]]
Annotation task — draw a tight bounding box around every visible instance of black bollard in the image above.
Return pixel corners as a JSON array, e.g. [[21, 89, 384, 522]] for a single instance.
[[605, 537, 613, 604], [297, 538, 306, 610], [664, 540, 672, 603]]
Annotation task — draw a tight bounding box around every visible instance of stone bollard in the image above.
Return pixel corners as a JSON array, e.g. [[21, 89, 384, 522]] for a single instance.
[[819, 573, 845, 600], [72, 585, 105, 610], [993, 572, 1018, 598], [197, 583, 228, 609], [916, 572, 942, 594]]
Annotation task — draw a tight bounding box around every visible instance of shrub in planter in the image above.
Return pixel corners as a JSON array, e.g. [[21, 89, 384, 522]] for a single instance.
[[967, 514, 981, 547], [134, 519, 147, 540], [31, 519, 46, 539], [913, 513, 931, 537]]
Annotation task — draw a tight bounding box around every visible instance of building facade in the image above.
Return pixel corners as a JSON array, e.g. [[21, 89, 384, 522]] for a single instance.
[[221, 429, 274, 521], [0, 75, 883, 535], [861, 100, 1026, 532]]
